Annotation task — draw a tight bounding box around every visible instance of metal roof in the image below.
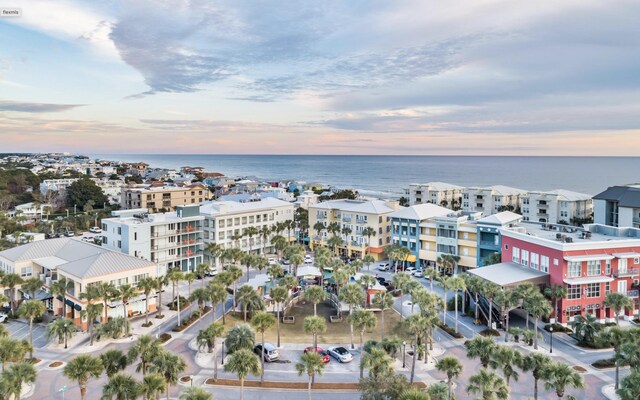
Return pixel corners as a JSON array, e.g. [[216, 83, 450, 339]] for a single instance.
[[467, 262, 549, 287], [593, 186, 640, 208]]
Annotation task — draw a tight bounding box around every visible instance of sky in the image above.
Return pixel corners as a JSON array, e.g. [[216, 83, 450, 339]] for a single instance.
[[1, 0, 640, 155]]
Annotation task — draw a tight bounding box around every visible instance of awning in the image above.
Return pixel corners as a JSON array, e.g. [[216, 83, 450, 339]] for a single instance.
[[296, 266, 321, 277], [564, 255, 615, 262], [613, 252, 640, 259], [467, 262, 549, 288], [563, 276, 614, 285], [405, 255, 417, 262]]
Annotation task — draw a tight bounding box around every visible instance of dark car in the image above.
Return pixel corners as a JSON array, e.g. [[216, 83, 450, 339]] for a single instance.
[[375, 277, 386, 285]]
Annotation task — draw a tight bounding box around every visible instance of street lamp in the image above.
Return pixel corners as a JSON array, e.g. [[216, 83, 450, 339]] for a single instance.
[[221, 341, 225, 365], [59, 385, 67, 400], [64, 323, 69, 349], [549, 326, 554, 354], [402, 341, 406, 368]]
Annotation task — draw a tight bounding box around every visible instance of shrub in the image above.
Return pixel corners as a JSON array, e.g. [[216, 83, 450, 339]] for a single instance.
[[168, 296, 190, 311], [544, 323, 572, 333], [437, 322, 464, 339], [159, 333, 172, 343], [142, 321, 153, 328], [446, 296, 470, 313], [575, 339, 612, 350], [508, 327, 523, 342], [479, 328, 500, 337]]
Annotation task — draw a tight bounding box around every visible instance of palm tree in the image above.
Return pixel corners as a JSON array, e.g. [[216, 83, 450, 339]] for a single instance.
[[604, 292, 633, 325], [333, 269, 349, 301], [207, 282, 227, 324], [63, 354, 104, 400], [290, 253, 305, 276], [360, 346, 392, 380], [467, 368, 509, 400], [167, 269, 185, 326], [83, 302, 103, 346], [599, 326, 630, 390], [521, 352, 552, 400], [154, 276, 168, 319], [482, 282, 501, 331], [270, 286, 288, 348], [304, 286, 327, 316], [139, 373, 165, 400], [224, 348, 261, 400], [435, 355, 462, 400], [195, 263, 210, 289], [438, 276, 453, 325], [0, 338, 29, 372], [494, 289, 518, 343], [544, 285, 567, 324], [205, 242, 224, 278], [46, 317, 78, 347], [102, 373, 139, 400], [297, 351, 326, 399], [425, 268, 439, 292], [449, 275, 466, 333], [18, 300, 46, 359], [541, 362, 585, 399], [525, 293, 552, 350], [516, 283, 538, 329], [20, 277, 42, 300], [128, 335, 162, 376], [184, 272, 196, 298], [137, 277, 156, 327], [225, 324, 256, 353], [618, 370, 640, 400], [227, 265, 243, 308], [340, 283, 365, 349], [400, 388, 431, 400], [3, 361, 37, 400], [464, 336, 496, 369], [327, 236, 343, 257], [101, 349, 130, 379], [372, 291, 394, 341], [49, 277, 72, 318], [342, 226, 352, 249], [351, 309, 377, 352], [197, 322, 224, 380], [362, 254, 375, 271], [179, 387, 213, 400], [251, 311, 276, 383], [361, 227, 376, 255], [272, 235, 288, 260], [304, 316, 327, 349], [115, 283, 139, 337], [236, 285, 257, 322], [150, 351, 187, 400], [619, 339, 640, 370], [244, 226, 259, 254], [569, 313, 602, 345], [403, 314, 429, 384], [463, 274, 483, 322], [95, 281, 118, 322], [1, 273, 23, 315], [392, 272, 411, 318], [190, 287, 209, 313], [489, 346, 522, 385]]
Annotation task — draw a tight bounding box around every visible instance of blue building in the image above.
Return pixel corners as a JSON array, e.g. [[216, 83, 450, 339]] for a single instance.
[[476, 211, 523, 266], [389, 203, 452, 269]]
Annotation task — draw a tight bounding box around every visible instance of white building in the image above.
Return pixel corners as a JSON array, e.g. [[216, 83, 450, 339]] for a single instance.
[[40, 178, 125, 204], [200, 197, 295, 258], [294, 190, 320, 209], [593, 185, 640, 228], [520, 190, 593, 224], [8, 202, 51, 220], [407, 182, 464, 207], [101, 205, 204, 276], [462, 185, 526, 215]]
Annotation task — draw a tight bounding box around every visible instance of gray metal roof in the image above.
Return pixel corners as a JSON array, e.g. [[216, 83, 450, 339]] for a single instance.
[[0, 238, 155, 279], [593, 186, 640, 208], [468, 262, 550, 287]]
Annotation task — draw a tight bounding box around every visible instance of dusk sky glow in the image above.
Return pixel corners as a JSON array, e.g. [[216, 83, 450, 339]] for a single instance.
[[1, 0, 639, 155]]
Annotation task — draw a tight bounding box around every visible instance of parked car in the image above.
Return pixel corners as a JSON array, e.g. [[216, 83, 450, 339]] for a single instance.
[[375, 276, 386, 285], [405, 267, 417, 275], [304, 346, 330, 363], [89, 226, 102, 233], [64, 231, 74, 237], [81, 236, 94, 243], [304, 256, 313, 264], [413, 270, 424, 278], [205, 266, 218, 276], [281, 258, 291, 265], [0, 313, 7, 323], [254, 343, 279, 362], [328, 346, 353, 363], [268, 258, 277, 264], [377, 263, 390, 271]]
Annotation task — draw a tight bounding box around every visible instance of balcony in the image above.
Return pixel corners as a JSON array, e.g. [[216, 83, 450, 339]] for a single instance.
[[615, 268, 640, 278], [627, 290, 639, 298], [342, 216, 352, 223], [537, 211, 548, 217], [355, 219, 367, 225], [316, 214, 327, 220]]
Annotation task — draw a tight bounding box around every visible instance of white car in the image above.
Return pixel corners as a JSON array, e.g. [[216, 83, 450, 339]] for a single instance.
[[413, 270, 424, 278], [405, 267, 417, 275], [268, 258, 277, 264], [304, 256, 313, 264], [205, 267, 218, 276], [377, 263, 390, 271], [89, 227, 102, 233], [0, 313, 7, 323]]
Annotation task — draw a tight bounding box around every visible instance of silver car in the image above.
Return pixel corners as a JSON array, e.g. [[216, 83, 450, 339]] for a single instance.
[[254, 343, 279, 362], [328, 346, 353, 363]]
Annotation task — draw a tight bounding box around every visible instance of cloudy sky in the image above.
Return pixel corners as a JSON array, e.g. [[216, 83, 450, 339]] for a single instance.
[[1, 0, 639, 155]]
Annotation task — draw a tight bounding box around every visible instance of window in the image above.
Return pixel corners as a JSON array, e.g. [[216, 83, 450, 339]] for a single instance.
[[541, 256, 549, 273], [117, 240, 121, 249], [605, 282, 611, 295], [21, 265, 33, 278], [530, 253, 539, 270], [134, 232, 138, 241], [567, 261, 581, 277], [512, 247, 520, 263], [587, 260, 601, 276], [521, 250, 529, 267], [605, 260, 611, 275], [567, 284, 581, 299], [117, 227, 121, 235], [586, 283, 600, 298]]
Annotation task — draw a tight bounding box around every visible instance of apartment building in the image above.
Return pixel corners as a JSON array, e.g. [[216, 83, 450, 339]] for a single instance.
[[0, 238, 157, 329], [309, 199, 400, 260], [407, 182, 463, 207], [496, 223, 640, 324], [418, 211, 482, 273], [593, 185, 640, 228], [126, 162, 149, 176], [40, 178, 125, 204], [462, 185, 526, 215], [102, 205, 204, 275], [200, 197, 295, 259], [476, 211, 523, 266], [389, 203, 452, 268], [520, 189, 593, 224], [121, 184, 210, 212]]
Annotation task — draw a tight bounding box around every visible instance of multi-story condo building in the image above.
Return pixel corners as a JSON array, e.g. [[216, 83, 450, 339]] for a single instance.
[[407, 182, 463, 207], [389, 203, 452, 268], [593, 185, 640, 228], [126, 162, 149, 176], [40, 178, 125, 204], [102, 205, 204, 275], [476, 211, 523, 267], [309, 199, 399, 260], [0, 238, 157, 329], [419, 211, 482, 273], [121, 184, 210, 212], [520, 190, 593, 224], [462, 185, 526, 215], [200, 197, 295, 260], [475, 223, 640, 324]]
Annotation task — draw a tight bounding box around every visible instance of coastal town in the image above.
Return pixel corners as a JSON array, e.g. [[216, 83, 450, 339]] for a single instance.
[[0, 152, 638, 399]]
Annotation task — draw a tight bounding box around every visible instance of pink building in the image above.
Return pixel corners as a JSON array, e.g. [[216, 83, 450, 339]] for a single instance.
[[500, 223, 640, 324]]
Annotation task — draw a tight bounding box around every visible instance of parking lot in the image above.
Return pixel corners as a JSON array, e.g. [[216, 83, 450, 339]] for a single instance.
[[260, 343, 362, 375], [4, 320, 49, 348]]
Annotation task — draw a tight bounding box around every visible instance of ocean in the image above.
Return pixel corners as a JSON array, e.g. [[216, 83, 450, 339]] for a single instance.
[[90, 154, 640, 197]]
